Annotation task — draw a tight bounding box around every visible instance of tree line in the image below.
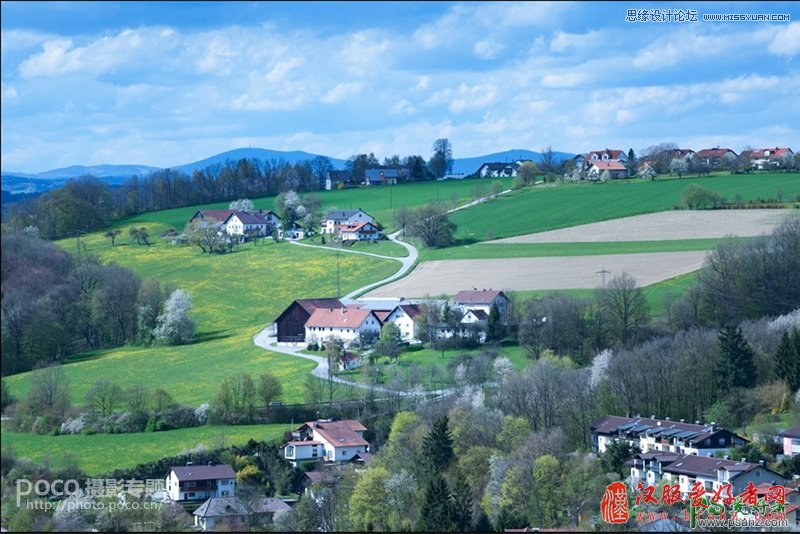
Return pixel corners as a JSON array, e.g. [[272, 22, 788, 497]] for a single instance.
[[0, 229, 195, 376]]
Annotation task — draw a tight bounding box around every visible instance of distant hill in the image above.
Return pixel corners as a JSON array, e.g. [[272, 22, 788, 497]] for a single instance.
[[1, 164, 159, 193], [172, 148, 348, 175], [451, 149, 575, 175]]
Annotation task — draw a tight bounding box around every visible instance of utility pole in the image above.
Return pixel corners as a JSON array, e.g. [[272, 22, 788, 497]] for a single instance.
[[596, 266, 611, 288]]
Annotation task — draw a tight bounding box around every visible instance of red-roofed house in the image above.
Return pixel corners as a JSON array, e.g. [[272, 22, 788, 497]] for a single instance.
[[696, 147, 738, 167], [304, 306, 382, 346], [745, 147, 794, 170], [341, 221, 383, 242], [587, 160, 628, 180], [454, 289, 509, 320], [284, 419, 370, 465]]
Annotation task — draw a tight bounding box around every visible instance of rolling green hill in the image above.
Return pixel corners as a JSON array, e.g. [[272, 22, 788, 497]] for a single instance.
[[450, 173, 799, 243]]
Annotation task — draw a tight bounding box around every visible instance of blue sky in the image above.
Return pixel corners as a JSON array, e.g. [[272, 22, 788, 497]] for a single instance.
[[2, 1, 799, 173]]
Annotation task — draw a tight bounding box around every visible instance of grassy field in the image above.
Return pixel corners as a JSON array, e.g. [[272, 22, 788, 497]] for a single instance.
[[5, 236, 399, 406], [419, 237, 746, 261], [449, 173, 800, 243], [1, 424, 290, 475], [112, 177, 513, 232], [305, 237, 410, 258], [337, 345, 529, 389]]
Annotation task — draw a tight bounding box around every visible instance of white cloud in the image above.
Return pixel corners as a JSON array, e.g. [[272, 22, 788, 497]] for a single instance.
[[265, 58, 302, 83], [473, 39, 504, 60], [549, 30, 604, 53], [320, 82, 363, 104], [415, 76, 430, 91], [768, 22, 800, 57], [391, 99, 417, 114], [541, 71, 588, 88]]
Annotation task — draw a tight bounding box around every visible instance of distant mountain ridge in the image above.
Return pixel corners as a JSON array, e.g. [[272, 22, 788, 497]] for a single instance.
[[2, 146, 576, 193]]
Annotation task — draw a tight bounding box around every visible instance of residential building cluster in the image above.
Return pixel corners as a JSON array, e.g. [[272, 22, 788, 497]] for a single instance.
[[272, 289, 510, 352]]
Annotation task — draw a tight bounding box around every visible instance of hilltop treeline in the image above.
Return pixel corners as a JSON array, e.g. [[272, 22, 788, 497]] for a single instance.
[[0, 229, 187, 375]]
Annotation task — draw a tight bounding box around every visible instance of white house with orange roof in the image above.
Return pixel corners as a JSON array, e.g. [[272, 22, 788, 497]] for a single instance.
[[284, 419, 370, 466], [341, 220, 383, 242], [304, 306, 381, 346]]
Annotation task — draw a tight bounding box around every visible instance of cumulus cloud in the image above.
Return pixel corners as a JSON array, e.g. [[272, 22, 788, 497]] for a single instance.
[[768, 22, 800, 56], [473, 39, 504, 60], [321, 82, 363, 104]]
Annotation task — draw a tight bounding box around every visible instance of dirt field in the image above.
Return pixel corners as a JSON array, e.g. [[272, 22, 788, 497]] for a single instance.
[[486, 209, 795, 244], [363, 251, 709, 297]]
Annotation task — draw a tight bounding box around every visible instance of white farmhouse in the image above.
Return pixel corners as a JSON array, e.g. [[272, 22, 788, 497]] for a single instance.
[[453, 289, 509, 321], [321, 209, 374, 235], [304, 306, 381, 347], [165, 464, 236, 502], [341, 221, 383, 242], [284, 419, 370, 466], [384, 304, 421, 342]]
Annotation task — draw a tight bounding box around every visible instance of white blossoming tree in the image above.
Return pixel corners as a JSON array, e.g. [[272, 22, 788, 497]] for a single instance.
[[154, 289, 196, 345]]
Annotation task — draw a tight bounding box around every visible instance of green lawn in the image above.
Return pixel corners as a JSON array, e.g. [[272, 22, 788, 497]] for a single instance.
[[450, 173, 800, 243], [113, 177, 513, 231], [5, 234, 399, 407], [1, 424, 290, 475], [419, 237, 749, 261], [305, 237, 410, 258]]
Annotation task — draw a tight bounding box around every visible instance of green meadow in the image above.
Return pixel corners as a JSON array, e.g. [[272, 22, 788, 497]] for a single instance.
[[1, 424, 290, 475], [449, 173, 800, 243], [5, 236, 399, 406]]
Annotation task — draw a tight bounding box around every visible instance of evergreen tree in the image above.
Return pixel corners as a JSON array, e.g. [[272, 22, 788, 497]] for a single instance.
[[486, 302, 504, 342], [473, 511, 492, 533], [451, 468, 473, 532], [717, 326, 757, 390], [422, 415, 454, 472], [600, 440, 639, 479], [418, 471, 455, 532], [775, 328, 800, 392]]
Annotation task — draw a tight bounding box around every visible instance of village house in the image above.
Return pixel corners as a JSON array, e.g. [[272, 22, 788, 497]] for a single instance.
[[340, 220, 383, 242], [273, 298, 345, 343], [364, 168, 399, 185], [476, 162, 518, 178], [780, 423, 800, 458], [383, 303, 421, 342], [304, 306, 382, 347], [338, 351, 359, 371], [744, 147, 794, 170], [587, 160, 628, 180], [321, 209, 374, 235], [193, 496, 290, 532], [629, 452, 787, 500], [574, 149, 627, 171], [591, 415, 748, 457], [165, 464, 236, 502], [188, 209, 281, 238], [325, 169, 352, 190], [284, 419, 370, 466], [696, 147, 738, 167], [453, 289, 509, 322]]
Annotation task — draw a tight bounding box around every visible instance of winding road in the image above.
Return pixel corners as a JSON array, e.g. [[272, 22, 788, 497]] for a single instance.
[[251, 188, 512, 397]]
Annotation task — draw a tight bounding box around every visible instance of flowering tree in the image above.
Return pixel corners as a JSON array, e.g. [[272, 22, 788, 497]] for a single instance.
[[153, 289, 195, 345]]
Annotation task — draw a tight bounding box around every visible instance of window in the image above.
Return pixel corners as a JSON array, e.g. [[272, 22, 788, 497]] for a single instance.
[[187, 481, 196, 488], [342, 450, 347, 456], [719, 438, 725, 446]]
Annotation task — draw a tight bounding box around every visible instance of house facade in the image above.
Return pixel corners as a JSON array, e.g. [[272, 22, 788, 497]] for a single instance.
[[780, 423, 800, 458], [696, 147, 738, 167], [587, 160, 628, 180], [193, 496, 290, 532], [321, 209, 374, 235], [365, 168, 399, 185], [746, 147, 794, 170], [284, 419, 370, 466], [273, 298, 345, 343], [591, 415, 747, 456], [477, 162, 518, 178], [453, 289, 509, 322], [166, 464, 236, 502], [188, 209, 280, 238], [341, 221, 383, 242], [577, 149, 627, 171], [629, 452, 787, 500], [304, 306, 382, 347], [384, 304, 421, 342]]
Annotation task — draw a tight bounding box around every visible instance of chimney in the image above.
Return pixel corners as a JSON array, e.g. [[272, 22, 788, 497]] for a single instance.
[[724, 455, 729, 460], [741, 458, 747, 463], [759, 460, 765, 466]]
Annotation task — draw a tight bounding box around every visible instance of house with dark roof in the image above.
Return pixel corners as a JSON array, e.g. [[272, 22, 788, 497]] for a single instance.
[[364, 168, 399, 185], [321, 209, 374, 235], [384, 303, 421, 342], [193, 496, 291, 532], [284, 419, 370, 466], [304, 306, 382, 347], [477, 162, 519, 178], [188, 209, 281, 238], [453, 289, 509, 321], [591, 415, 747, 457], [325, 170, 352, 190], [629, 451, 787, 500], [780, 422, 800, 458], [273, 298, 345, 343], [165, 464, 236, 502], [696, 147, 738, 167]]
